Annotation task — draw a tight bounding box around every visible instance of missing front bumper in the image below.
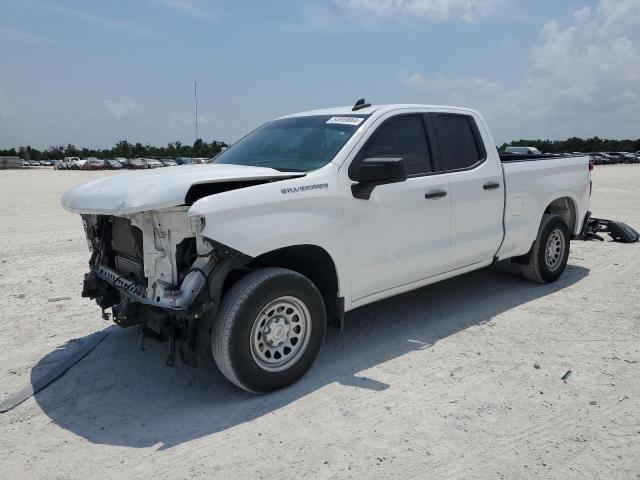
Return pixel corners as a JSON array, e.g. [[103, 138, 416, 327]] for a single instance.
[[91, 258, 215, 313]]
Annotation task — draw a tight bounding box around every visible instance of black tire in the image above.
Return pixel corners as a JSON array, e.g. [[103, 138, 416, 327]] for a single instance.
[[522, 214, 570, 283], [211, 267, 326, 393]]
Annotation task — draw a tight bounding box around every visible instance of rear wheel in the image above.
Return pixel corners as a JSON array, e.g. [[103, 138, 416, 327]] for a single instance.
[[522, 214, 570, 283], [211, 268, 326, 393]]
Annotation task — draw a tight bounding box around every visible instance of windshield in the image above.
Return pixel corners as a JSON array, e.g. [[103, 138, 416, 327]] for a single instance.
[[214, 114, 369, 172]]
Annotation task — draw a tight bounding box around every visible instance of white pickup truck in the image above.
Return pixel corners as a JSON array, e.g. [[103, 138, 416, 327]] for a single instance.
[[55, 157, 81, 170], [62, 102, 592, 393]]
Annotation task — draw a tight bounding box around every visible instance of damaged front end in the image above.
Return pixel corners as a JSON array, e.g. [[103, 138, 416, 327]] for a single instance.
[[81, 208, 250, 366]]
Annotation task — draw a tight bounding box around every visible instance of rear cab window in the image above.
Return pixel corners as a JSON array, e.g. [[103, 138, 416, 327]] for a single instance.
[[431, 113, 486, 172]]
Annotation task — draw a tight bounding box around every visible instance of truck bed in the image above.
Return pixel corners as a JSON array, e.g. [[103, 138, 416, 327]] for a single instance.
[[497, 154, 591, 261], [500, 153, 582, 163]]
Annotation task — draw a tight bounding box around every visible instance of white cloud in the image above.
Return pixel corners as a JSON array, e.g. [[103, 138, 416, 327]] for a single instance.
[[167, 114, 192, 129], [573, 5, 591, 23], [0, 27, 68, 46], [197, 113, 211, 124], [400, 0, 640, 141], [105, 97, 143, 119], [278, 2, 338, 32], [167, 113, 209, 129], [161, 0, 218, 24], [598, 0, 640, 29], [48, 5, 154, 37], [340, 0, 503, 22]]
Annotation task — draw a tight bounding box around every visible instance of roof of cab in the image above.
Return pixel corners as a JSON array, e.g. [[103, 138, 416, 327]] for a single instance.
[[278, 104, 479, 120]]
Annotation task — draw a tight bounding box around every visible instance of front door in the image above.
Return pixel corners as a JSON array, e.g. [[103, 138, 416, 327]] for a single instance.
[[339, 113, 452, 302]]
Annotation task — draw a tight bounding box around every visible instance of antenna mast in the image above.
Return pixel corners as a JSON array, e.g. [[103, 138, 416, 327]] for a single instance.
[[194, 81, 199, 141]]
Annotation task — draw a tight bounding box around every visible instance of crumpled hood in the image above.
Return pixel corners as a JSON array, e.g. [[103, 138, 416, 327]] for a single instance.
[[61, 163, 305, 215]]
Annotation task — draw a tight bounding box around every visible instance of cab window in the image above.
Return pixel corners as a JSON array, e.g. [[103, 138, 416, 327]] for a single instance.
[[432, 114, 486, 171], [351, 114, 432, 177]]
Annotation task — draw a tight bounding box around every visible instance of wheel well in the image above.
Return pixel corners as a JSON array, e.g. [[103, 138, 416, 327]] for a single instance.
[[544, 197, 577, 234], [241, 245, 341, 327]]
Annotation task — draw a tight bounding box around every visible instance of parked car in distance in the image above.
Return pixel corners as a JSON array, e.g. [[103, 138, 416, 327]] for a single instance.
[[587, 153, 605, 165], [83, 159, 106, 170], [106, 159, 124, 170], [55, 157, 80, 170], [505, 146, 542, 155], [21, 159, 29, 167], [175, 157, 194, 165], [144, 158, 162, 169], [70, 158, 89, 170], [125, 158, 147, 169], [161, 158, 177, 167], [603, 152, 625, 164], [28, 159, 41, 166], [63, 102, 592, 393], [595, 153, 613, 164]]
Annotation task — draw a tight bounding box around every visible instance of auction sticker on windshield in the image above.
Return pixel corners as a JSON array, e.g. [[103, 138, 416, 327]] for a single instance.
[[326, 116, 366, 126]]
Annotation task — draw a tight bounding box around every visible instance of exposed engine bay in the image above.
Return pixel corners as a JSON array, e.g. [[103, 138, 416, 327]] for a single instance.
[[80, 208, 250, 365]]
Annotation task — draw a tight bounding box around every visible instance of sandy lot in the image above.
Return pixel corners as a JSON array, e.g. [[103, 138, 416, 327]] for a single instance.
[[0, 166, 639, 479]]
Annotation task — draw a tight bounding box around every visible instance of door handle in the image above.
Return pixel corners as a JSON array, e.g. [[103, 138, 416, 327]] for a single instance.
[[425, 190, 447, 200], [483, 181, 500, 191]]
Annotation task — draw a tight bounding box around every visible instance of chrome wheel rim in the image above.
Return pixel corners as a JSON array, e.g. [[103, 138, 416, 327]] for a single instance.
[[250, 296, 312, 372], [545, 229, 565, 271]]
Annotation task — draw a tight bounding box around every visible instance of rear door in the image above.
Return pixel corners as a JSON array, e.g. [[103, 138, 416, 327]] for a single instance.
[[340, 112, 451, 302], [429, 112, 504, 269]]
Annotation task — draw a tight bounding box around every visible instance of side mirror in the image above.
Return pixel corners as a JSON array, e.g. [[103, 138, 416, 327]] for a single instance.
[[351, 157, 408, 200]]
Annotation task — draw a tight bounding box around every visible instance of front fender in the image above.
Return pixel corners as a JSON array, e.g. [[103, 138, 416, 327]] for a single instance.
[[188, 167, 350, 300]]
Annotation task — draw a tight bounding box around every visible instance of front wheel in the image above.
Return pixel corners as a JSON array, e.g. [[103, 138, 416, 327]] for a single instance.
[[522, 214, 570, 283], [211, 268, 326, 393]]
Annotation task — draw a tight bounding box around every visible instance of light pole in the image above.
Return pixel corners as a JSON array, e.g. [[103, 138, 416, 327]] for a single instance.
[[194, 81, 199, 142]]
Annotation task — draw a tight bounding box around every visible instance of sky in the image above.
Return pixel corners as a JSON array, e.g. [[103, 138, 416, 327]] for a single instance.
[[1, 0, 639, 149]]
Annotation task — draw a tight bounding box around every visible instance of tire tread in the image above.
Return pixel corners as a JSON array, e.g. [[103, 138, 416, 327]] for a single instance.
[[212, 267, 321, 393], [522, 214, 567, 283]]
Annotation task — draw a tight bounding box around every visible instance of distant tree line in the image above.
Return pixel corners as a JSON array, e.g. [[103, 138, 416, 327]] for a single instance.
[[2, 136, 639, 161], [498, 137, 640, 153], [0, 139, 229, 161]]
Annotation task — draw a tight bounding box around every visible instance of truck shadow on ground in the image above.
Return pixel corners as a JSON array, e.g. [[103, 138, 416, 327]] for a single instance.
[[32, 262, 588, 449]]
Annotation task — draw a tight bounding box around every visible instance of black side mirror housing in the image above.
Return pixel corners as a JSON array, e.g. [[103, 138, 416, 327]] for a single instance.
[[351, 157, 408, 200]]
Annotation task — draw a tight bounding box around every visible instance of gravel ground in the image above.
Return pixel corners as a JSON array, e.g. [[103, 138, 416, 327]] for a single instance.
[[0, 166, 638, 479]]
